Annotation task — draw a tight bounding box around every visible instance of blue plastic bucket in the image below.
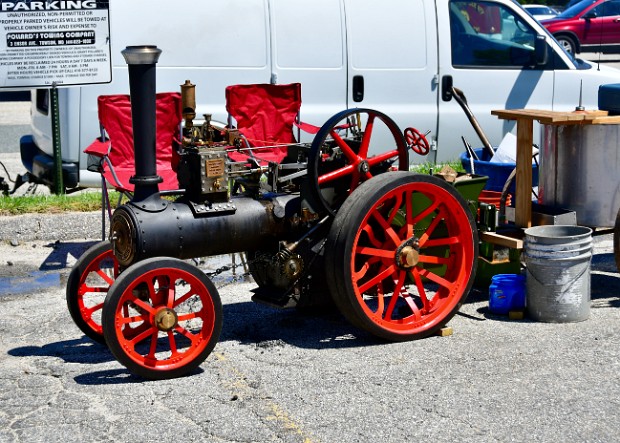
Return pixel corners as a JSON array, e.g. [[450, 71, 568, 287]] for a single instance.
[[460, 148, 539, 195], [488, 274, 526, 315]]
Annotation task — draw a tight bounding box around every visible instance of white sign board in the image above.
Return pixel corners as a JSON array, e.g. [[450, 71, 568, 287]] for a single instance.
[[0, 0, 111, 88]]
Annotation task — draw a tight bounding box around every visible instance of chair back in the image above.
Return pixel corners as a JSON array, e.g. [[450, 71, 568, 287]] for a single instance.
[[225, 83, 301, 163], [97, 92, 182, 191]]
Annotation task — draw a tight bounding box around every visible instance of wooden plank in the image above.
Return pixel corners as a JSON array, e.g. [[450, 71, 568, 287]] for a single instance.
[[479, 231, 524, 249], [591, 115, 620, 124], [515, 118, 533, 228], [492, 109, 608, 125]]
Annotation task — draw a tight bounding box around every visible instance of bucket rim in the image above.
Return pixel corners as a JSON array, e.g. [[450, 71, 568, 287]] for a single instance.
[[524, 224, 593, 240]]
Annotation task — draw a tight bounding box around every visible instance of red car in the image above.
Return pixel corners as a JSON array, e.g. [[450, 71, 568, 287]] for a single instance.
[[541, 0, 620, 54]]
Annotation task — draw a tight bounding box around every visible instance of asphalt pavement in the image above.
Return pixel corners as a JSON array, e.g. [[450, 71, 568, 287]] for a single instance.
[[1, 53, 620, 443]]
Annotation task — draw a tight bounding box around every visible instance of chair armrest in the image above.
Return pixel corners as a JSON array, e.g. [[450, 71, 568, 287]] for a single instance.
[[84, 138, 110, 157]]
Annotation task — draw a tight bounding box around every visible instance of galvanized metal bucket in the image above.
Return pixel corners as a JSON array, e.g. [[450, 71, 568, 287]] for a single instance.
[[524, 225, 593, 323]]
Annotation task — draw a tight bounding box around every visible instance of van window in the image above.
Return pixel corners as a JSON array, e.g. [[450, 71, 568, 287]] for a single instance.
[[347, 0, 427, 69], [272, 0, 342, 69], [450, 1, 538, 68]]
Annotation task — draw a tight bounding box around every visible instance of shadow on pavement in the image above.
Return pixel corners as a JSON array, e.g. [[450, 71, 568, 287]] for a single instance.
[[8, 336, 113, 365]]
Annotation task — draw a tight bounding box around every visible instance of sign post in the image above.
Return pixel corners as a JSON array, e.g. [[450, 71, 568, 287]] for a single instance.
[[0, 0, 112, 193]]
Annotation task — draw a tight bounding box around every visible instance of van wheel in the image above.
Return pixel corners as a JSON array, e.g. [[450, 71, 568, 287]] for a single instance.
[[556, 35, 577, 54], [307, 108, 408, 216]]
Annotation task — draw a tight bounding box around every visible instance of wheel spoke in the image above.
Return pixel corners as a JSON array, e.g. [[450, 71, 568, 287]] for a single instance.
[[175, 324, 199, 345], [119, 312, 147, 325], [83, 302, 104, 317], [371, 211, 401, 247], [411, 199, 441, 226], [357, 263, 396, 294], [356, 246, 394, 259], [418, 207, 448, 246], [358, 114, 375, 158], [402, 292, 422, 321], [412, 268, 432, 312], [418, 267, 455, 292], [365, 149, 400, 167], [130, 298, 156, 316], [331, 130, 361, 162], [174, 290, 195, 308], [384, 271, 405, 320], [417, 254, 451, 265], [177, 311, 202, 322], [95, 268, 115, 285], [361, 224, 384, 248], [79, 285, 109, 294], [129, 326, 155, 347], [423, 235, 462, 248], [167, 331, 179, 356], [147, 329, 159, 361], [317, 164, 355, 185], [352, 256, 381, 281]]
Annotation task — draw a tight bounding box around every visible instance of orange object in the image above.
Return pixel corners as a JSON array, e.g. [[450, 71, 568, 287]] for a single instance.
[[479, 190, 511, 210]]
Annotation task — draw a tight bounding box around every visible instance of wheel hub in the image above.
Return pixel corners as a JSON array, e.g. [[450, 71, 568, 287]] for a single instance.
[[154, 308, 178, 332], [395, 238, 420, 269]]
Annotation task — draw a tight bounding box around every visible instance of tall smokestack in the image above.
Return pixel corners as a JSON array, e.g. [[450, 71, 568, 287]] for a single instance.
[[121, 45, 162, 201]]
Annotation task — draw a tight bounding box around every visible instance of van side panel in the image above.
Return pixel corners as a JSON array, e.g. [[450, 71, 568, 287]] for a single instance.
[[269, 0, 347, 139], [77, 0, 272, 186], [344, 0, 439, 159]]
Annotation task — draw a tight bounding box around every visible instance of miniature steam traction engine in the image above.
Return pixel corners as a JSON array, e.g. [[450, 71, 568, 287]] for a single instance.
[[67, 46, 478, 379]]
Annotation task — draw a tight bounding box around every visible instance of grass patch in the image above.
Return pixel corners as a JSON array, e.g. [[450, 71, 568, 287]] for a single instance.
[[0, 161, 466, 216], [410, 159, 466, 175], [0, 191, 123, 216]]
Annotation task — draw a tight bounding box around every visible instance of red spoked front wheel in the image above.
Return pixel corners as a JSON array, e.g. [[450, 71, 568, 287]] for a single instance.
[[66, 241, 118, 344], [102, 257, 222, 380], [325, 172, 478, 340], [308, 108, 408, 216]]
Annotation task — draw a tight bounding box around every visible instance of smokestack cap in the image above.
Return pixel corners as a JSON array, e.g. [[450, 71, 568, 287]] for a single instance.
[[121, 45, 162, 65]]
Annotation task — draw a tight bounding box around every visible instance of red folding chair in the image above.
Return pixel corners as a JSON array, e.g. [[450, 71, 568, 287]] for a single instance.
[[84, 92, 182, 239], [225, 83, 312, 164]]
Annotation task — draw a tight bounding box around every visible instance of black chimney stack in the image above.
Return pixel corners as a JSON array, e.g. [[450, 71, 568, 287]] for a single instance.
[[121, 45, 162, 201]]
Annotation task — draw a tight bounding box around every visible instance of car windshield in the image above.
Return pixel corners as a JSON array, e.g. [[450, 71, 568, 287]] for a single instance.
[[556, 0, 597, 18]]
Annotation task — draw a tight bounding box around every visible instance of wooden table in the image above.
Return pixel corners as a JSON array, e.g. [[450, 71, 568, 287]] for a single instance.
[[491, 109, 620, 228]]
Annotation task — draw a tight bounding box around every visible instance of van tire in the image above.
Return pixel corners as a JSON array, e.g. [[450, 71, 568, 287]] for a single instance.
[[555, 34, 577, 55]]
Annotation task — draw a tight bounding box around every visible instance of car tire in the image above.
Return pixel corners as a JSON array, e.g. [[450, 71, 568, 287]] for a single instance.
[[555, 34, 577, 55]]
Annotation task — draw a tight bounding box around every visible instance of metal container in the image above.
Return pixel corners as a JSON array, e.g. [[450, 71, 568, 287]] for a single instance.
[[524, 225, 592, 323], [539, 124, 620, 227]]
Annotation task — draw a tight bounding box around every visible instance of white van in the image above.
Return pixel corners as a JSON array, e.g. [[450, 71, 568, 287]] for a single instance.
[[20, 0, 620, 189]]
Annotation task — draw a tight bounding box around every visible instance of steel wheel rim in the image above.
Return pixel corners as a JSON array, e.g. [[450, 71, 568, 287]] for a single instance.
[[112, 266, 217, 372], [559, 39, 573, 54], [309, 108, 408, 215], [77, 248, 118, 335], [349, 181, 475, 334]]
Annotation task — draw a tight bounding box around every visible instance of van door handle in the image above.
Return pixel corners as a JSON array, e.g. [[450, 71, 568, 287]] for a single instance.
[[353, 75, 364, 102], [441, 75, 453, 102]]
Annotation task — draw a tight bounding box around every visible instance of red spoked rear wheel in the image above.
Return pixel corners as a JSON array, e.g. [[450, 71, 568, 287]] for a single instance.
[[102, 257, 222, 380], [308, 108, 408, 216], [325, 172, 478, 340], [66, 241, 118, 344]]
